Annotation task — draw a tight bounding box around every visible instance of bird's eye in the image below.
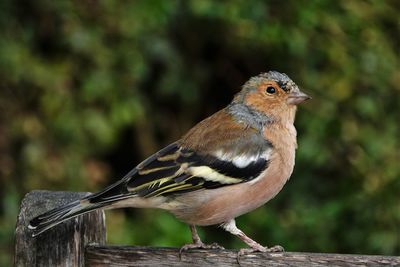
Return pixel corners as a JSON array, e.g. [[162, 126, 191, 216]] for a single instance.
[[266, 86, 276, 94]]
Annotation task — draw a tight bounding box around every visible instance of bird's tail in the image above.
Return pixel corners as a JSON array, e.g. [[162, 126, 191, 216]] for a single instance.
[[29, 174, 136, 236], [28, 199, 104, 237]]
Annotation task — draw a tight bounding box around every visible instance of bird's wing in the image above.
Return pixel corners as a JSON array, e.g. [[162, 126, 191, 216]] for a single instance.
[[86, 140, 271, 204], [86, 109, 273, 204]]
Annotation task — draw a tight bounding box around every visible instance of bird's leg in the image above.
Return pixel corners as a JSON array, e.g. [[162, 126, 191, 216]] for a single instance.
[[190, 224, 202, 244], [221, 219, 284, 262], [179, 225, 224, 258]]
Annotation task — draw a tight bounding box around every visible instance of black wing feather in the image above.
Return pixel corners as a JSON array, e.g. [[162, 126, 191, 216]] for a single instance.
[[87, 141, 270, 203], [179, 149, 269, 180]]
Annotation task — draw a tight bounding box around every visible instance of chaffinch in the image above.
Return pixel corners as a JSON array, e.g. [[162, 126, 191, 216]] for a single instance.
[[29, 71, 310, 255]]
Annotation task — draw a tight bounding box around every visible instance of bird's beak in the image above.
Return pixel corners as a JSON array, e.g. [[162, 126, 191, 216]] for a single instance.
[[287, 91, 312, 105]]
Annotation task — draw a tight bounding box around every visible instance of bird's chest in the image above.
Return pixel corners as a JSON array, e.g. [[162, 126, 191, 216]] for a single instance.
[[237, 125, 297, 209], [265, 122, 298, 178]]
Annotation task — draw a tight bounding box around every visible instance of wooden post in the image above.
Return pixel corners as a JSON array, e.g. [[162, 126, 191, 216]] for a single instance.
[[15, 190, 106, 267], [85, 246, 400, 267], [15, 191, 400, 266]]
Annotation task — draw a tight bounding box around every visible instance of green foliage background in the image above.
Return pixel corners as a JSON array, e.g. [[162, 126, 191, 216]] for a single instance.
[[1, 0, 399, 265]]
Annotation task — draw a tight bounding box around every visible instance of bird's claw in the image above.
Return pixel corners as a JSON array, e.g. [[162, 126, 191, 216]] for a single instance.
[[179, 242, 225, 260], [237, 245, 284, 264], [266, 245, 284, 252]]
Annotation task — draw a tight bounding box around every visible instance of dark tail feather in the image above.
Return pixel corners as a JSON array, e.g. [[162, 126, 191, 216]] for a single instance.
[[28, 200, 103, 237], [29, 173, 139, 236]]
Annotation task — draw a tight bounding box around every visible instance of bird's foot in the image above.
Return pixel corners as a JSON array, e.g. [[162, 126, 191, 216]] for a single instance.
[[238, 244, 284, 255], [179, 242, 224, 259], [237, 245, 284, 264]]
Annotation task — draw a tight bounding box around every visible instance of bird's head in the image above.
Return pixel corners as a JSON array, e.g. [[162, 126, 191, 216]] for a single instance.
[[232, 71, 310, 123]]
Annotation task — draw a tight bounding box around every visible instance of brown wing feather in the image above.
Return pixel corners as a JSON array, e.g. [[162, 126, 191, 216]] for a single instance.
[[180, 109, 269, 155]]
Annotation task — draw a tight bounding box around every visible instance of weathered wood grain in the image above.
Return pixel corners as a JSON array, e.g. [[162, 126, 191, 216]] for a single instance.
[[15, 190, 106, 267], [15, 191, 400, 267], [85, 245, 400, 267]]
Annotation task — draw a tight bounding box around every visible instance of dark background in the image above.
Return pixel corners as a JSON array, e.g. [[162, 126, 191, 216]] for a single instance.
[[1, 0, 399, 265]]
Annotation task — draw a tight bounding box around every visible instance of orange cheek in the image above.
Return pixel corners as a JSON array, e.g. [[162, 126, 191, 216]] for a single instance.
[[244, 92, 281, 114]]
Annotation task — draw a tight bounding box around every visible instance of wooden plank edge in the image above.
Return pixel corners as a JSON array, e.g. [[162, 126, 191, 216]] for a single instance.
[[85, 245, 400, 267]]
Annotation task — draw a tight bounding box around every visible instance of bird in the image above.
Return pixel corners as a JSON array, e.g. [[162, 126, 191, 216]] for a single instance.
[[29, 71, 310, 255]]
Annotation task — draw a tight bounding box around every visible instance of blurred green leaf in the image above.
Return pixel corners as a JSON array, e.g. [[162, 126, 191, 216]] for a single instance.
[[0, 0, 399, 265]]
